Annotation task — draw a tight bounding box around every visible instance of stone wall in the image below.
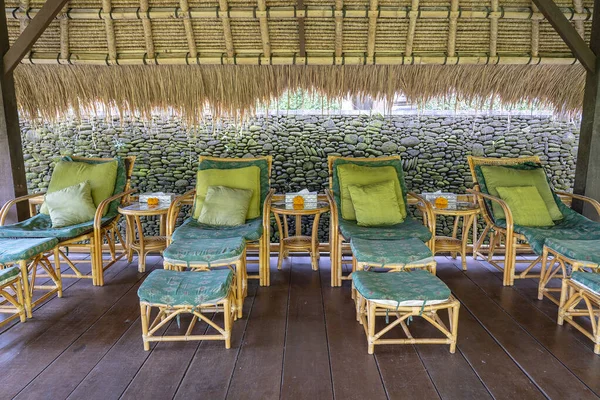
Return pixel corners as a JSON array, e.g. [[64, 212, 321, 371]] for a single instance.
[[21, 113, 579, 240]]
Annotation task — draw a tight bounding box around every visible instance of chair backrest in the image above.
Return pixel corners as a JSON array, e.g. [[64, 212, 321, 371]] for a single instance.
[[70, 155, 136, 216], [327, 155, 409, 218], [467, 155, 571, 224], [197, 155, 273, 208]]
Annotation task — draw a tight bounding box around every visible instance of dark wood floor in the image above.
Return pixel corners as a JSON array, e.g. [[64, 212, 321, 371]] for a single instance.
[[1, 252, 600, 400]]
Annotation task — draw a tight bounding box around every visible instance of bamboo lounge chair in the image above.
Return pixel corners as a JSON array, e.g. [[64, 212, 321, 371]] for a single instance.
[[327, 155, 435, 287], [166, 156, 273, 286], [468, 156, 600, 297], [0, 156, 136, 286]]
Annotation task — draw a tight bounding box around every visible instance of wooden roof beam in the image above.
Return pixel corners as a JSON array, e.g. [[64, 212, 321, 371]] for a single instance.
[[297, 0, 305, 57], [532, 0, 595, 73], [366, 0, 378, 62], [3, 0, 69, 75], [334, 0, 343, 58], [257, 0, 271, 58], [219, 0, 234, 58]]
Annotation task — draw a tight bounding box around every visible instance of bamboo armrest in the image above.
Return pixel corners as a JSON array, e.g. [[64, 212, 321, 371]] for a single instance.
[[0, 192, 47, 226], [467, 188, 515, 234], [555, 191, 600, 216], [94, 189, 137, 230], [166, 190, 196, 239], [408, 192, 435, 233]]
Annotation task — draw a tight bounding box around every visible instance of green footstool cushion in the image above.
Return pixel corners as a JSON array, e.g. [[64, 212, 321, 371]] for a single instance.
[[0, 238, 59, 265], [138, 269, 233, 306], [163, 237, 246, 266], [0, 266, 20, 287], [353, 270, 451, 307], [544, 238, 600, 267], [571, 271, 600, 295], [351, 237, 433, 267]]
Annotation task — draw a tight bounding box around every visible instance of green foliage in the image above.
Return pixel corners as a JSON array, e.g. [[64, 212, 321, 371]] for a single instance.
[[270, 90, 342, 111]]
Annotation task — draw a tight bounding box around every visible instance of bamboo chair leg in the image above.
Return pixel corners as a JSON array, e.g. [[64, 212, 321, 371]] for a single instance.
[[140, 303, 150, 351], [539, 247, 549, 300], [557, 278, 569, 325], [450, 302, 460, 353], [235, 258, 244, 318], [14, 279, 26, 322], [53, 248, 63, 297], [503, 235, 516, 286], [367, 301, 376, 354], [19, 260, 32, 318], [224, 297, 232, 349]]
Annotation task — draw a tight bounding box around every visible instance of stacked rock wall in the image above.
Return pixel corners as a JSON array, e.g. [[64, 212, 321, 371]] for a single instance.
[[21, 113, 579, 240]]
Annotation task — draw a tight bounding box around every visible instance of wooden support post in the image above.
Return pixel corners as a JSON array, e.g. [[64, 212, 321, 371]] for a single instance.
[[573, 0, 600, 217], [0, 0, 27, 223], [297, 0, 305, 58]]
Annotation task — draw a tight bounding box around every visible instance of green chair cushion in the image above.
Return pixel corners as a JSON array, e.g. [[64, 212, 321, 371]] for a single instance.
[[0, 266, 20, 287], [0, 213, 115, 241], [45, 181, 98, 228], [198, 185, 253, 227], [544, 238, 600, 266], [496, 186, 554, 227], [193, 166, 261, 220], [496, 208, 600, 255], [337, 163, 406, 221], [138, 269, 234, 306], [478, 163, 563, 221], [171, 217, 263, 242], [352, 269, 451, 306], [163, 236, 246, 265], [331, 157, 409, 220], [0, 238, 59, 264], [571, 271, 600, 295], [40, 158, 118, 216], [351, 237, 433, 267], [348, 180, 404, 226], [339, 217, 432, 242]]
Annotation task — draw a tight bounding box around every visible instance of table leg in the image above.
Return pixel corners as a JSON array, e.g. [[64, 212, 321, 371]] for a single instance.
[[461, 214, 475, 271], [311, 214, 321, 271], [283, 216, 290, 259], [135, 216, 146, 273], [295, 215, 302, 237], [124, 214, 134, 263], [274, 213, 285, 270], [451, 216, 460, 259], [159, 214, 166, 237]]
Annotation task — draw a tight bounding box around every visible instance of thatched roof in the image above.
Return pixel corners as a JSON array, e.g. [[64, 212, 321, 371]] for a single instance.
[[7, 0, 594, 121]]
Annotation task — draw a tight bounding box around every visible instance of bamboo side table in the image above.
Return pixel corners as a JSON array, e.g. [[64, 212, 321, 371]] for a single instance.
[[271, 201, 330, 271], [118, 202, 170, 272], [429, 200, 480, 271]]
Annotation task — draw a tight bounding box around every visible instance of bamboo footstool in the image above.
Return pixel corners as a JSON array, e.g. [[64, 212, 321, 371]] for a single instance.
[[352, 269, 460, 354], [0, 267, 26, 327], [162, 237, 247, 318], [138, 269, 235, 350], [0, 238, 61, 319], [543, 238, 600, 354]]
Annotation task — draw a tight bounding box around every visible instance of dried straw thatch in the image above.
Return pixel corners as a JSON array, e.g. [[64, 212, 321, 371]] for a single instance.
[[6, 0, 594, 120]]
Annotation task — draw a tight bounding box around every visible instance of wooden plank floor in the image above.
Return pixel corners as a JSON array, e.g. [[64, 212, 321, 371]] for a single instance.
[[2, 253, 600, 400]]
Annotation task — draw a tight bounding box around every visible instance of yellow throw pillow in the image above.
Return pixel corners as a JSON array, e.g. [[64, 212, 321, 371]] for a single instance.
[[193, 166, 261, 219], [337, 163, 406, 221], [198, 186, 253, 227], [496, 186, 554, 227], [45, 181, 97, 228], [348, 180, 404, 226]]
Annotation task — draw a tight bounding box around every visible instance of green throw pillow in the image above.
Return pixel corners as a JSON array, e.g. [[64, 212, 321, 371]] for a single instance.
[[496, 186, 554, 227], [347, 180, 404, 227], [41, 159, 118, 217], [480, 165, 562, 221], [337, 163, 406, 221], [193, 166, 261, 220], [198, 186, 253, 227], [45, 181, 98, 228]]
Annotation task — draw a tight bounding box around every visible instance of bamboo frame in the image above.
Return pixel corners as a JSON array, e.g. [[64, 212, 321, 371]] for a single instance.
[[468, 155, 600, 287], [20, 53, 581, 66], [326, 155, 435, 287], [140, 289, 235, 350], [355, 288, 460, 354], [0, 269, 27, 328], [6, 6, 594, 21], [166, 155, 273, 286], [0, 156, 136, 287], [558, 265, 600, 354]]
